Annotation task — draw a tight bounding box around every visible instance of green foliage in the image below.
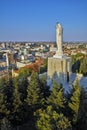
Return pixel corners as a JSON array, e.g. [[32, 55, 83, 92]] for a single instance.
[[72, 60, 80, 73], [0, 118, 11, 130], [40, 58, 48, 73], [80, 58, 87, 76], [35, 81, 71, 130], [68, 79, 81, 123], [8, 89, 22, 126], [0, 93, 9, 119], [25, 72, 42, 108], [71, 53, 84, 65], [12, 78, 22, 111], [35, 106, 72, 130], [71, 53, 87, 76], [0, 52, 3, 58], [71, 55, 76, 64], [0, 76, 29, 128], [0, 69, 87, 130], [0, 78, 12, 123], [40, 75, 50, 100], [3, 77, 23, 126], [47, 81, 65, 111], [19, 77, 28, 102], [0, 77, 7, 89], [19, 67, 30, 78], [78, 44, 85, 49], [77, 88, 87, 130], [3, 78, 14, 108]]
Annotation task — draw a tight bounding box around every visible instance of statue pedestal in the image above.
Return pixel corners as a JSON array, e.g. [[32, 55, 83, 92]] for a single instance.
[[47, 57, 71, 85]]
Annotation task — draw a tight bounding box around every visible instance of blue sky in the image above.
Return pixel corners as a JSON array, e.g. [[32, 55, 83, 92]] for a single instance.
[[0, 0, 87, 42]]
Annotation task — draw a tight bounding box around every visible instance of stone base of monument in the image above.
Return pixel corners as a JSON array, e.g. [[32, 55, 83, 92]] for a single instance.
[[47, 57, 71, 85]]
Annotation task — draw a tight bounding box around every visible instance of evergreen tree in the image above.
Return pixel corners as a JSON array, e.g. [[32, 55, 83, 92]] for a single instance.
[[0, 92, 10, 130], [19, 76, 29, 102], [3, 77, 13, 112], [2, 77, 24, 127], [0, 78, 9, 120], [3, 78, 19, 127], [0, 93, 9, 120], [0, 77, 13, 129], [9, 93, 22, 126], [35, 81, 71, 130], [26, 72, 42, 109], [80, 58, 87, 76], [40, 75, 50, 99], [35, 105, 72, 130], [71, 55, 76, 64], [9, 77, 30, 127], [0, 77, 7, 90], [77, 88, 87, 130], [24, 72, 42, 130], [68, 79, 81, 124], [47, 81, 65, 111]]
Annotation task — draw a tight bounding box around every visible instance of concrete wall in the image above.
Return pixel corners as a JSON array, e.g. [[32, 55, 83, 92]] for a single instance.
[[47, 57, 71, 84]]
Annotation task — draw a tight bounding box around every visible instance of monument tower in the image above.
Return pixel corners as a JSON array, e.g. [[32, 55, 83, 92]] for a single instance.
[[47, 23, 71, 85]]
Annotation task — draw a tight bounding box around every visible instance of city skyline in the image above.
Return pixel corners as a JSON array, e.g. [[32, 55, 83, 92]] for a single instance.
[[0, 0, 87, 42]]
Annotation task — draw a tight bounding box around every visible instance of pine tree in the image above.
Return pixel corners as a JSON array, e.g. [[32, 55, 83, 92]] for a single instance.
[[0, 78, 12, 129], [9, 77, 30, 127], [19, 76, 29, 102], [35, 105, 72, 130], [77, 87, 87, 130], [0, 76, 29, 129], [0, 93, 9, 120], [47, 81, 65, 111], [24, 72, 42, 130], [80, 58, 87, 76], [26, 72, 42, 109], [68, 79, 81, 124], [40, 75, 50, 99], [0, 91, 10, 129], [0, 77, 7, 90], [0, 78, 9, 119]]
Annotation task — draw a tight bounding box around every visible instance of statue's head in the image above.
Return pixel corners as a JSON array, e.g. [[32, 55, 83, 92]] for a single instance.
[[56, 23, 62, 28], [56, 23, 63, 35]]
